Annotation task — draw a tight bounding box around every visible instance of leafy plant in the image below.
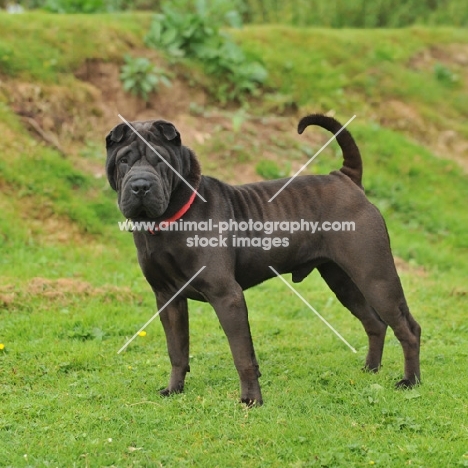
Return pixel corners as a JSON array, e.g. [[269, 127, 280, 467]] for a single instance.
[[144, 0, 267, 103], [119, 55, 172, 101], [65, 324, 106, 341], [255, 160, 291, 179], [145, 0, 244, 56], [231, 109, 247, 133], [433, 62, 459, 87]]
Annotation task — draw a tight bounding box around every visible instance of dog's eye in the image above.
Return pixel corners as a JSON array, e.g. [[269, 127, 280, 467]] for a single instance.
[[119, 158, 128, 165]]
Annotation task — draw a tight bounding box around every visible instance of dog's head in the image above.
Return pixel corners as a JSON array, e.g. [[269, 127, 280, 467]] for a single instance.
[[105, 120, 201, 221]]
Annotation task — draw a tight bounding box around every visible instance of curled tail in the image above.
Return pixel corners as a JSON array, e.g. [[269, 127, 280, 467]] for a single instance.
[[298, 114, 363, 188]]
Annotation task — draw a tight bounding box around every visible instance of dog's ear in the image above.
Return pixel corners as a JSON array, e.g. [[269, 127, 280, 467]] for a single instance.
[[106, 123, 128, 147], [105, 155, 117, 191], [105, 123, 129, 191], [154, 121, 181, 146]]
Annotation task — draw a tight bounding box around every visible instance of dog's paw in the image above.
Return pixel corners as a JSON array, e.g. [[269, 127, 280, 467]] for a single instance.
[[362, 364, 380, 374], [159, 386, 184, 397], [395, 378, 420, 389], [241, 397, 263, 408]]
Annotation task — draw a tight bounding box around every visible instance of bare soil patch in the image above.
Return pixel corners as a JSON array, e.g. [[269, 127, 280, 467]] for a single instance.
[[409, 43, 468, 71], [394, 256, 426, 277], [0, 277, 136, 309]]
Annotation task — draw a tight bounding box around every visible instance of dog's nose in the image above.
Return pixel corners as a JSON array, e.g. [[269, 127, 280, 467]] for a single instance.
[[130, 179, 152, 197]]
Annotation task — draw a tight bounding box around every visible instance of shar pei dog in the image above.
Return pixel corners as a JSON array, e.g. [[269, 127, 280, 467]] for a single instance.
[[105, 114, 421, 406]]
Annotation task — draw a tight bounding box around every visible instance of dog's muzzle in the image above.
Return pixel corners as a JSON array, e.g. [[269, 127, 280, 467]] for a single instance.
[[130, 178, 153, 198], [119, 172, 167, 219]]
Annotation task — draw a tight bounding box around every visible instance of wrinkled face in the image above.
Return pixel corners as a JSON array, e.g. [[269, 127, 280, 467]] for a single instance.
[[106, 120, 187, 220]]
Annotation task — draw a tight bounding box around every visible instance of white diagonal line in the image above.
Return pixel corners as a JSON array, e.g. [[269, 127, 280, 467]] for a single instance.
[[268, 266, 357, 353], [117, 266, 206, 354], [268, 115, 356, 202], [118, 114, 207, 202]]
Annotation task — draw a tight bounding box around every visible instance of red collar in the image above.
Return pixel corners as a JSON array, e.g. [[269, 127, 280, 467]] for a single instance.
[[149, 190, 197, 234]]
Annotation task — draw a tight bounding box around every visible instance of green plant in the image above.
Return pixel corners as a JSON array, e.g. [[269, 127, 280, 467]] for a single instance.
[[119, 55, 172, 101], [145, 0, 244, 55], [144, 0, 267, 103], [255, 159, 291, 179], [203, 38, 268, 102], [231, 109, 247, 132], [433, 62, 459, 87]]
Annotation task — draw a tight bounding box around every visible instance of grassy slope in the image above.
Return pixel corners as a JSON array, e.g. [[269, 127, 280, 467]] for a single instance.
[[242, 0, 468, 28], [238, 26, 468, 135], [0, 13, 467, 467], [239, 26, 468, 275], [0, 13, 150, 81]]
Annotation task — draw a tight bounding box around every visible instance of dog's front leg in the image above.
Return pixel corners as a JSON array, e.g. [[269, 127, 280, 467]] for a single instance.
[[207, 283, 263, 406], [156, 295, 190, 396]]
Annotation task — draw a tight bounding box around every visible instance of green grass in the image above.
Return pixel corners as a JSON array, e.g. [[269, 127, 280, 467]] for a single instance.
[[1, 13, 468, 467], [242, 0, 468, 28], [1, 269, 467, 466], [236, 26, 468, 136], [0, 12, 150, 81]]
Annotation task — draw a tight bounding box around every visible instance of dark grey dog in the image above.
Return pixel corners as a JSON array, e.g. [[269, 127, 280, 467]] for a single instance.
[[106, 114, 421, 405]]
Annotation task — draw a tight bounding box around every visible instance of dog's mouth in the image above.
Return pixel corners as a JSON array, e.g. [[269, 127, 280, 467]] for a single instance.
[[126, 204, 167, 221], [130, 208, 151, 221], [133, 210, 147, 219]]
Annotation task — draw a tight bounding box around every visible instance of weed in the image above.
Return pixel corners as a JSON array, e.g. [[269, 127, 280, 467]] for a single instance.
[[120, 55, 172, 101], [433, 62, 459, 87], [63, 323, 106, 341], [231, 109, 247, 133], [255, 159, 291, 179], [144, 0, 267, 103]]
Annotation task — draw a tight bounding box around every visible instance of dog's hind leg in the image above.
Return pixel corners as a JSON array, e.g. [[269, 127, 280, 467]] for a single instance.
[[362, 284, 421, 388], [318, 262, 387, 372], [332, 244, 421, 387], [205, 281, 263, 406], [157, 295, 191, 396]]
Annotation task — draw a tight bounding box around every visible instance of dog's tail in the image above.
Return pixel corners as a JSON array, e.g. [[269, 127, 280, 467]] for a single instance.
[[298, 114, 363, 188]]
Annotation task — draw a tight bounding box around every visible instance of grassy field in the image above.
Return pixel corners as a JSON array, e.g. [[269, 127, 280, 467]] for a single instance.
[[242, 0, 468, 27], [1, 12, 468, 467]]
